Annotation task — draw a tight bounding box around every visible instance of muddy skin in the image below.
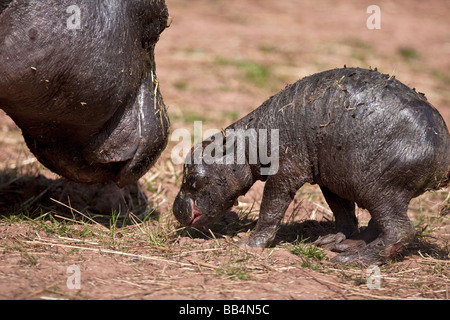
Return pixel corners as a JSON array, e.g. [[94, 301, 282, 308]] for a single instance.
[[0, 0, 170, 187], [173, 67, 450, 266]]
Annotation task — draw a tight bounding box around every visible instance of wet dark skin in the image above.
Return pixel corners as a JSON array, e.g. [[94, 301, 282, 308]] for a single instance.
[[174, 67, 450, 266], [0, 0, 170, 187]]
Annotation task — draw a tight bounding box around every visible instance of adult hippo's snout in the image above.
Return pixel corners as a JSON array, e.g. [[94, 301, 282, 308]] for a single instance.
[[0, 0, 170, 187], [83, 63, 170, 188]]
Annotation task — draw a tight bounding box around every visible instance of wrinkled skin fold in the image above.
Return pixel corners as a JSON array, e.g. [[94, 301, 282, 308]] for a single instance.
[[0, 0, 170, 187], [173, 68, 450, 266]]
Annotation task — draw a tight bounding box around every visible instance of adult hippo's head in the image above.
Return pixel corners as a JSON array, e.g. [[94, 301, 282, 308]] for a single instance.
[[0, 0, 170, 187]]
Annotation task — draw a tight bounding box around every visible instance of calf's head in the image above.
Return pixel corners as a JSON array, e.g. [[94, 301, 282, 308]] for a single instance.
[[0, 0, 170, 187], [173, 141, 254, 228]]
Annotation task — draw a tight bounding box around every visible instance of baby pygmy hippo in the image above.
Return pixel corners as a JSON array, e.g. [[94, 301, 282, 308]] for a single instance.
[[173, 67, 449, 265]]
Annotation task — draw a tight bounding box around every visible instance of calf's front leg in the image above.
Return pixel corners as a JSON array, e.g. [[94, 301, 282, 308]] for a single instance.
[[246, 176, 303, 247]]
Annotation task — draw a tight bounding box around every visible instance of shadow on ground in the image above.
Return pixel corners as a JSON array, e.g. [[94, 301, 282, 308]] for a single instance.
[[0, 170, 156, 226], [179, 210, 449, 262], [2, 171, 447, 263]]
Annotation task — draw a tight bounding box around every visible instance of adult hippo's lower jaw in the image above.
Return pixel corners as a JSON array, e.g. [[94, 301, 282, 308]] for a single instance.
[[24, 65, 170, 188], [83, 67, 170, 188], [114, 84, 170, 188]]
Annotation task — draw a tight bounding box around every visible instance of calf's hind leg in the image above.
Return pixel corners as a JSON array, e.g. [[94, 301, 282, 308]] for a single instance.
[[331, 194, 416, 266], [314, 187, 364, 252], [321, 187, 358, 237]]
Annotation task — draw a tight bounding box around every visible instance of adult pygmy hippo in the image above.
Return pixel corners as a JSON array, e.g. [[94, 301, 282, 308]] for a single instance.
[[0, 0, 170, 187], [173, 67, 450, 265]]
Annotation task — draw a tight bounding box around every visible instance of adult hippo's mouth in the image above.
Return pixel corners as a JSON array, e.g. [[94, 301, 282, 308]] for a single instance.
[[83, 64, 170, 187]]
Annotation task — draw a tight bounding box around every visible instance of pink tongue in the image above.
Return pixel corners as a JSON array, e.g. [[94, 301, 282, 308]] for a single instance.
[[190, 206, 202, 225]]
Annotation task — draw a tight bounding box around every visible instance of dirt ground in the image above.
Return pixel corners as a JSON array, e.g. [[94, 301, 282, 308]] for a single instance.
[[0, 0, 449, 301]]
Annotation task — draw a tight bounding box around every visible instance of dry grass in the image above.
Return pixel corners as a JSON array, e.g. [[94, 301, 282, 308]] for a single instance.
[[0, 153, 448, 300]]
